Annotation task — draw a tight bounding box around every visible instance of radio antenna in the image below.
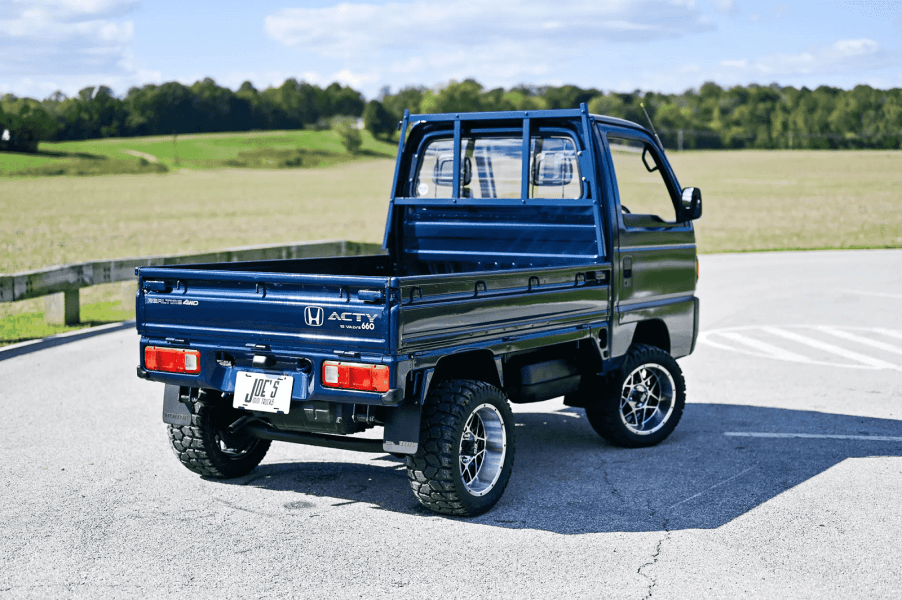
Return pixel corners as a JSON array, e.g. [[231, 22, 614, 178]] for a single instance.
[[640, 102, 666, 154]]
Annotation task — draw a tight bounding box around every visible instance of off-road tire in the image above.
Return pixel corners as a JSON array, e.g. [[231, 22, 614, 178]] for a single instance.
[[584, 344, 686, 448], [167, 390, 271, 478], [406, 380, 515, 517]]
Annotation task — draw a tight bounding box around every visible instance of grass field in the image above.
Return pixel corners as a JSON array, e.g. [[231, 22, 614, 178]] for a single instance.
[[2, 148, 899, 274], [0, 128, 397, 177], [0, 159, 396, 274], [668, 150, 902, 252], [0, 283, 135, 345], [1, 143, 901, 345]]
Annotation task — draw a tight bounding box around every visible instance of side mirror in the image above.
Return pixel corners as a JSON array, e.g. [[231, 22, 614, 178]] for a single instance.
[[679, 187, 702, 221], [433, 155, 471, 187], [533, 151, 574, 186]]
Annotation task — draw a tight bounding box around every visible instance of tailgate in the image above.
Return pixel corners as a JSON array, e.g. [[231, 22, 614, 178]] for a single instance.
[[137, 267, 392, 352]]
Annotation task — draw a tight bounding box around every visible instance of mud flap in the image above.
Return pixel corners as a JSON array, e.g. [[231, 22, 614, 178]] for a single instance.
[[382, 402, 421, 454], [162, 384, 192, 426]]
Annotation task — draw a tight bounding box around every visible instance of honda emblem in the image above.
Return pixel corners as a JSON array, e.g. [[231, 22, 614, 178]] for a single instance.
[[304, 306, 324, 327]]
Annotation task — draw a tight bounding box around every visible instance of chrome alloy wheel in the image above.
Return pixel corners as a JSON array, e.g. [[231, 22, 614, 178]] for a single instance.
[[619, 363, 676, 435], [459, 403, 507, 497]]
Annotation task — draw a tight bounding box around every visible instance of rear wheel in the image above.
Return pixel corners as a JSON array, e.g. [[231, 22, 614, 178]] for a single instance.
[[167, 390, 271, 478], [584, 344, 686, 448], [406, 380, 515, 516]]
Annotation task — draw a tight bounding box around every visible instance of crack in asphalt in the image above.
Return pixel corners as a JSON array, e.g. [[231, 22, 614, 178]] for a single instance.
[[601, 459, 669, 599], [212, 496, 272, 517], [637, 514, 671, 599], [601, 462, 627, 505]]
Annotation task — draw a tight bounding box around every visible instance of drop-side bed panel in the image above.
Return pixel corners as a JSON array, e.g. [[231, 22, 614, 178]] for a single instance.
[[396, 264, 612, 352]]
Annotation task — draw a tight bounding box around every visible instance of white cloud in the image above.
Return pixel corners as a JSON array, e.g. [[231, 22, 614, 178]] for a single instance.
[[331, 69, 380, 90], [710, 0, 734, 13], [0, 0, 138, 21], [719, 38, 887, 78], [267, 0, 712, 52], [0, 0, 143, 97], [831, 38, 880, 57], [265, 0, 714, 91], [606, 37, 895, 93]]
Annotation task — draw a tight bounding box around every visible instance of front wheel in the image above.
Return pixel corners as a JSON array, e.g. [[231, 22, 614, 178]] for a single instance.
[[168, 390, 271, 478], [584, 344, 686, 448], [406, 380, 515, 517]]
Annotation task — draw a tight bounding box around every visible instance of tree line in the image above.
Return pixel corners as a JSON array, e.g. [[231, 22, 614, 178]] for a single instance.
[[3, 77, 902, 152], [0, 78, 365, 152], [367, 79, 902, 150]]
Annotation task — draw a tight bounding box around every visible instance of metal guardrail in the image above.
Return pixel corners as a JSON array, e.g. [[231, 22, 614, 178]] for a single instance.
[[0, 240, 385, 325]]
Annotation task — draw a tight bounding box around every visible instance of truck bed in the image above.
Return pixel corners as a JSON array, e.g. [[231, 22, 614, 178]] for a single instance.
[[137, 255, 395, 352], [137, 254, 612, 356]]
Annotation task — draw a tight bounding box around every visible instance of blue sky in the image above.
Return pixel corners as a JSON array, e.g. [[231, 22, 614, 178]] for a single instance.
[[2, 0, 901, 100]]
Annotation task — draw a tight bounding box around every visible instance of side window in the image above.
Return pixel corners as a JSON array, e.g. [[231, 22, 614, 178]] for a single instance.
[[607, 135, 676, 223]]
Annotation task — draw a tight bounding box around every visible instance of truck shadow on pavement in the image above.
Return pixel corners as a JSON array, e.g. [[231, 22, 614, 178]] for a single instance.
[[223, 403, 902, 535]]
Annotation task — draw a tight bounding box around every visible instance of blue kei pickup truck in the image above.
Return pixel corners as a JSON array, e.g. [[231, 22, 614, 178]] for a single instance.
[[135, 104, 702, 516]]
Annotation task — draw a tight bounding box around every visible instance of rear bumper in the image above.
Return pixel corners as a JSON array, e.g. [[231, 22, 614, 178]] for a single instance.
[[137, 337, 406, 406], [140, 364, 403, 405]]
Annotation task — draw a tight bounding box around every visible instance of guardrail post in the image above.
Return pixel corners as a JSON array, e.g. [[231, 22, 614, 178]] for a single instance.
[[45, 290, 79, 325]]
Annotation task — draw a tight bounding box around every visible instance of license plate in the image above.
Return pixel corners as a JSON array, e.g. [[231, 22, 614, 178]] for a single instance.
[[233, 372, 293, 414]]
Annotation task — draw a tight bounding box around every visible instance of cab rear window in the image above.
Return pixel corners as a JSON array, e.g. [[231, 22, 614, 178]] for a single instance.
[[412, 135, 581, 200]]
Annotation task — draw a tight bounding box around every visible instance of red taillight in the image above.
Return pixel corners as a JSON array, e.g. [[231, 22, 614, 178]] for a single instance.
[[144, 346, 201, 374], [696, 259, 699, 280], [322, 361, 390, 393]]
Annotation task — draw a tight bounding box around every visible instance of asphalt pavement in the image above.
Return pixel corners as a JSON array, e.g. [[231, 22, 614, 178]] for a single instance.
[[1, 249, 900, 599]]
